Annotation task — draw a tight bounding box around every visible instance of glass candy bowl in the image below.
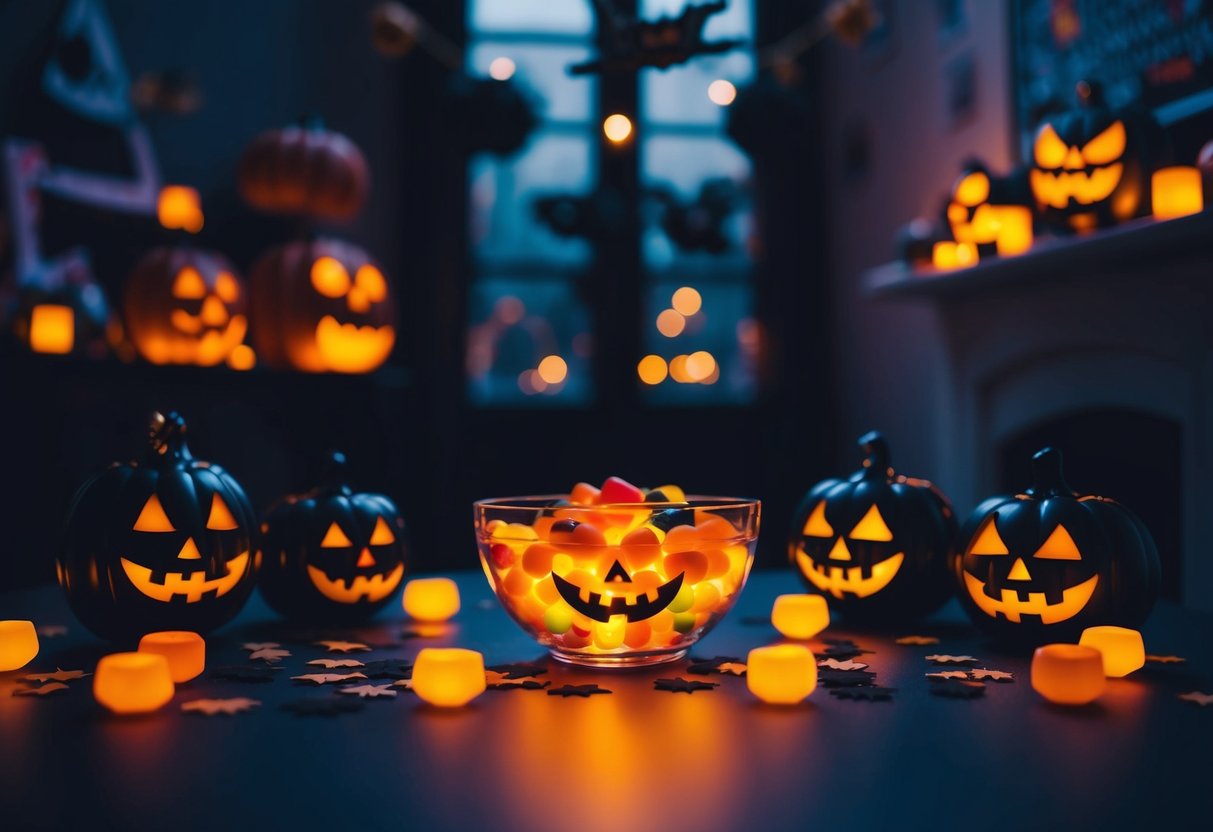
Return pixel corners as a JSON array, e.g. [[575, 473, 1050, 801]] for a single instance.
[[475, 496, 760, 667]]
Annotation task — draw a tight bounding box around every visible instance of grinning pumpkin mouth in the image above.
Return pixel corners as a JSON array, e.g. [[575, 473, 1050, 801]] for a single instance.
[[1030, 163, 1123, 208], [307, 563, 404, 604], [148, 315, 248, 366], [314, 316, 395, 373], [121, 552, 249, 603], [962, 572, 1098, 624], [551, 571, 685, 623], [795, 549, 903, 599]]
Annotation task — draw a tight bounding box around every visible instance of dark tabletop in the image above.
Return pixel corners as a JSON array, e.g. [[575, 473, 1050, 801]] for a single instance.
[[1, 571, 1210, 832]]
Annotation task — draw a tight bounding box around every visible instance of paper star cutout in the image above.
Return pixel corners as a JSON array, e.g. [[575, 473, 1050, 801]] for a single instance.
[[338, 683, 398, 699], [817, 669, 877, 688], [819, 658, 868, 671], [654, 677, 719, 694], [211, 665, 282, 682], [830, 686, 896, 701], [547, 684, 612, 698], [486, 663, 547, 680], [925, 654, 980, 665], [281, 698, 364, 716], [14, 682, 69, 696], [926, 671, 971, 681], [181, 697, 261, 716], [895, 635, 939, 645], [248, 647, 291, 663], [970, 668, 1015, 682], [242, 642, 281, 651], [930, 679, 986, 699], [307, 658, 366, 669], [22, 668, 89, 683], [291, 672, 369, 686], [359, 659, 413, 680], [1178, 691, 1213, 707], [315, 640, 372, 653], [1146, 655, 1187, 664], [35, 625, 68, 638]]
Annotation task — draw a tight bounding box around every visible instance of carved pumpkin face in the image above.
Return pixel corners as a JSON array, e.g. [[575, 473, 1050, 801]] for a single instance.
[[58, 412, 258, 641], [125, 247, 248, 366], [258, 452, 407, 623], [790, 432, 956, 622], [954, 448, 1161, 647]]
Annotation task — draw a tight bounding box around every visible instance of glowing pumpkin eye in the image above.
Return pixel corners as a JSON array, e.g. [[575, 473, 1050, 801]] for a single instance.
[[354, 265, 387, 303], [172, 267, 207, 299], [214, 272, 240, 303], [849, 504, 893, 542], [369, 516, 396, 545], [320, 522, 353, 548], [206, 493, 239, 530], [133, 494, 175, 532], [802, 501, 833, 537], [968, 515, 1009, 555], [311, 257, 351, 298], [1034, 524, 1082, 560], [1034, 124, 1069, 169], [954, 171, 990, 206], [1081, 120, 1126, 166]]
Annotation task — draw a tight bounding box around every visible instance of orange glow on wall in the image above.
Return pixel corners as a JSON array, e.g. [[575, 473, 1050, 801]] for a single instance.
[[1152, 166, 1203, 219], [637, 354, 668, 385], [993, 206, 1034, 255], [412, 648, 486, 707], [671, 286, 702, 316], [770, 594, 830, 640], [94, 652, 176, 714], [403, 577, 461, 623], [138, 630, 206, 683], [28, 305, 75, 354], [656, 309, 685, 337], [1079, 625, 1145, 678], [157, 185, 204, 233], [0, 620, 39, 671], [603, 114, 633, 143], [1031, 643, 1106, 705], [746, 644, 817, 704], [931, 241, 977, 269]]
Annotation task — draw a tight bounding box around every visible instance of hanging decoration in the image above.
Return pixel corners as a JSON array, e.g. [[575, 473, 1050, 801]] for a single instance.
[[568, 0, 743, 76]]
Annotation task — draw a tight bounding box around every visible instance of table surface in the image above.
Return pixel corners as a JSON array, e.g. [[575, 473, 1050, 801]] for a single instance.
[[2, 572, 1210, 832]]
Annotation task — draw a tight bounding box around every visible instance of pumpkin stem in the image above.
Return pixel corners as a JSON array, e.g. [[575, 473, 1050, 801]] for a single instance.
[[317, 450, 353, 496], [858, 431, 892, 480], [1028, 447, 1074, 497], [147, 411, 192, 462]]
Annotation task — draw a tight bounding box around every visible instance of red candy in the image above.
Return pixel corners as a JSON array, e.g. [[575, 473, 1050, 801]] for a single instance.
[[490, 543, 515, 569], [570, 482, 601, 505], [600, 476, 644, 504]]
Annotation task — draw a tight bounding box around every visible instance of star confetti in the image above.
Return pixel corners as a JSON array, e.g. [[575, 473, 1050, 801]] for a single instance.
[[291, 672, 369, 686], [181, 697, 261, 716], [315, 640, 372, 653], [486, 663, 547, 680], [819, 658, 868, 671], [817, 669, 877, 688], [358, 659, 413, 680], [1178, 691, 1213, 707], [547, 684, 612, 698], [895, 635, 939, 645], [248, 647, 291, 663], [655, 677, 719, 694], [1146, 655, 1187, 664], [716, 662, 748, 676], [306, 658, 366, 669], [14, 682, 69, 697], [925, 654, 980, 666], [830, 686, 897, 701], [211, 665, 282, 683], [242, 642, 281, 652], [338, 684, 398, 699], [970, 668, 1015, 682], [281, 698, 364, 717], [687, 656, 742, 675], [926, 671, 971, 681], [22, 668, 89, 683], [35, 625, 68, 638], [930, 679, 986, 699]]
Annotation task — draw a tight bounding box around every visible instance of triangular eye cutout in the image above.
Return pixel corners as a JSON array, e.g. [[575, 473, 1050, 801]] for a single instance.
[[1034, 524, 1082, 560], [172, 266, 206, 299], [968, 515, 1009, 556], [320, 522, 353, 548], [206, 493, 239, 530], [849, 505, 893, 542], [802, 501, 834, 537], [369, 516, 395, 545], [133, 494, 174, 532], [604, 560, 632, 583]]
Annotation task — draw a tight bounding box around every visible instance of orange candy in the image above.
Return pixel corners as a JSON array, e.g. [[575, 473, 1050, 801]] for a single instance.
[[663, 550, 709, 584], [550, 519, 607, 550], [702, 548, 731, 579], [662, 524, 701, 553], [570, 482, 601, 505], [503, 567, 534, 597], [522, 542, 558, 577], [620, 526, 662, 569]]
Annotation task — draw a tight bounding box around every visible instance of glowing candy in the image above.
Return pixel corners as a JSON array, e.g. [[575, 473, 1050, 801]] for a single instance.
[[771, 594, 830, 640], [0, 620, 39, 671], [403, 577, 461, 623], [1079, 626, 1145, 678], [412, 648, 485, 707], [138, 631, 205, 682], [1031, 644, 1106, 705], [747, 644, 818, 704]]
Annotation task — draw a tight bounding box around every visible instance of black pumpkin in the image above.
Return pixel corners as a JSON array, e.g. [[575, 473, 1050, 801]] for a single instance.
[[944, 159, 1033, 256], [953, 447, 1160, 648], [789, 432, 956, 622], [258, 452, 407, 623], [58, 412, 258, 642]]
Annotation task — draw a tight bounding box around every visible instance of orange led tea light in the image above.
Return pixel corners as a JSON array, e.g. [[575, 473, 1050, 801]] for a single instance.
[[0, 620, 39, 671], [1152, 166, 1203, 219], [138, 631, 206, 683], [1079, 626, 1145, 678], [746, 644, 817, 705], [403, 577, 461, 623], [770, 594, 830, 640], [94, 652, 176, 714], [412, 648, 486, 707], [1031, 643, 1106, 705]]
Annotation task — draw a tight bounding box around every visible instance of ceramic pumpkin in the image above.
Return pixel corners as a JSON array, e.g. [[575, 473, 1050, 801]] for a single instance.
[[124, 247, 248, 366], [789, 432, 956, 622], [258, 452, 407, 623], [1029, 80, 1167, 233], [237, 118, 369, 221], [250, 237, 395, 374], [953, 447, 1160, 648], [58, 412, 258, 642], [945, 160, 1032, 255]]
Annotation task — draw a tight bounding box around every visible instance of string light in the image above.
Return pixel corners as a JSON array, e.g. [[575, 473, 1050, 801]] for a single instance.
[[656, 309, 685, 337], [536, 355, 568, 385], [637, 354, 668, 385], [488, 57, 516, 81], [603, 114, 633, 143], [707, 79, 737, 106], [670, 286, 702, 316]]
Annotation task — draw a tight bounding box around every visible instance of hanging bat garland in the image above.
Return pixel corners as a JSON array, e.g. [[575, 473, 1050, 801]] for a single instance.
[[569, 0, 743, 75]]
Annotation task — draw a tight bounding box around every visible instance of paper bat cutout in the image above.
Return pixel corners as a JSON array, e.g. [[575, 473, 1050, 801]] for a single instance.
[[1178, 691, 1213, 707], [819, 659, 868, 671], [895, 635, 940, 645], [819, 640, 875, 660], [181, 697, 261, 716], [35, 625, 68, 638], [315, 640, 372, 653], [816, 669, 877, 688], [210, 665, 282, 683], [970, 668, 1015, 682], [830, 686, 896, 701], [486, 663, 547, 680], [930, 679, 986, 699], [487, 678, 551, 691], [687, 655, 742, 675], [248, 647, 291, 663], [291, 672, 369, 686], [926, 671, 971, 681], [547, 684, 612, 698], [359, 660, 413, 680], [338, 684, 398, 699], [654, 677, 719, 694], [925, 655, 980, 665], [392, 678, 414, 691], [22, 668, 89, 683], [1146, 655, 1187, 664], [307, 659, 366, 669], [716, 662, 748, 676], [281, 698, 364, 717], [242, 642, 281, 651], [14, 682, 69, 696], [569, 0, 743, 75]]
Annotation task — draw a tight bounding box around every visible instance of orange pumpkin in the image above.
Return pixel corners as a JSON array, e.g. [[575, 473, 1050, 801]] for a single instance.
[[237, 120, 369, 221]]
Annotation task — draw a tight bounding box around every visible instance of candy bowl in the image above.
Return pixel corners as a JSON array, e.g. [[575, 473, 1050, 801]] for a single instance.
[[474, 491, 760, 667]]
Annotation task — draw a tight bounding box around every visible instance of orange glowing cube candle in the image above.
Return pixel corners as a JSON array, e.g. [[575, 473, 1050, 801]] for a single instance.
[[1079, 626, 1145, 678], [138, 630, 206, 683], [771, 594, 830, 640], [157, 185, 204, 232], [94, 652, 176, 714], [403, 577, 461, 623], [28, 305, 75, 354], [412, 648, 485, 707], [931, 241, 977, 270], [0, 620, 39, 671], [1031, 643, 1106, 705], [746, 644, 817, 705], [1152, 166, 1203, 219], [993, 206, 1034, 256]]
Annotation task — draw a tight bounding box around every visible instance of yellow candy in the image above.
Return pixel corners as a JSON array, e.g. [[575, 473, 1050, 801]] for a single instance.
[[654, 484, 686, 502], [493, 522, 538, 542], [667, 583, 695, 613], [593, 617, 627, 650], [544, 605, 574, 634], [692, 582, 721, 612]]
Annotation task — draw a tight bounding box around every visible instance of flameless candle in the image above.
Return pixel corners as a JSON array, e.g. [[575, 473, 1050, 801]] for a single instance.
[[412, 648, 485, 707], [931, 241, 977, 270], [1152, 166, 1203, 219], [993, 206, 1034, 256], [770, 594, 830, 640], [1078, 626, 1145, 678], [0, 620, 39, 671], [746, 644, 817, 705], [403, 577, 461, 623], [94, 652, 176, 714], [1031, 643, 1106, 705], [138, 631, 206, 682], [28, 305, 75, 354]]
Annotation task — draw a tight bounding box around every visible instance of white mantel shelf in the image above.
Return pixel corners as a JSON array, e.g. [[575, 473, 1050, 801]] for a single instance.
[[863, 210, 1213, 299]]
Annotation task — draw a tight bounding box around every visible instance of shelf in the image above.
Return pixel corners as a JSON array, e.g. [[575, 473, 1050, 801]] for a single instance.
[[864, 210, 1213, 300]]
